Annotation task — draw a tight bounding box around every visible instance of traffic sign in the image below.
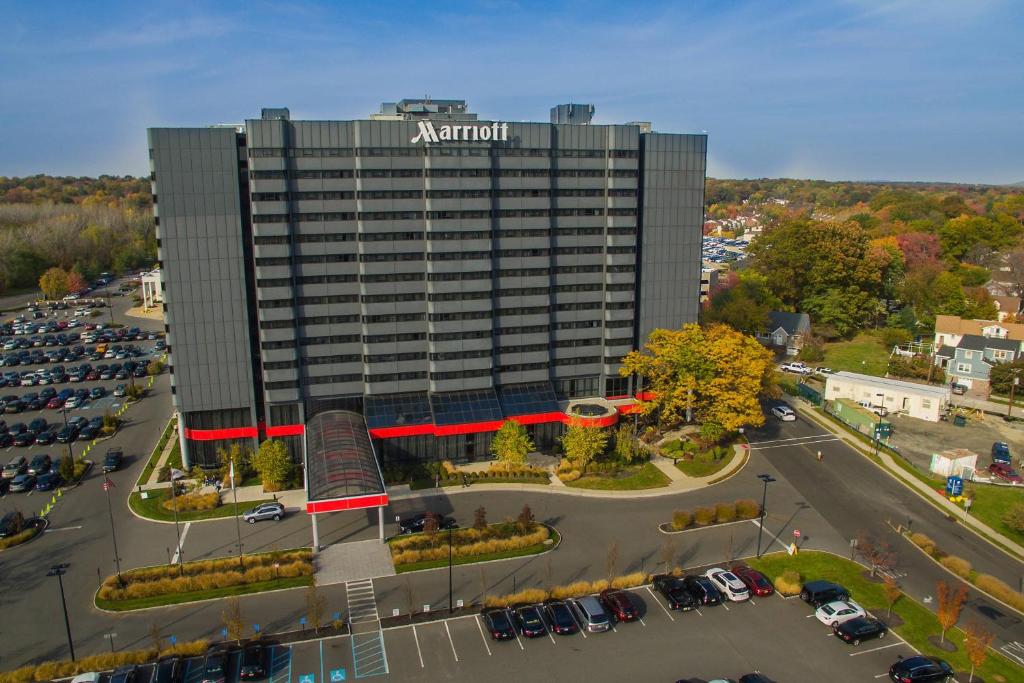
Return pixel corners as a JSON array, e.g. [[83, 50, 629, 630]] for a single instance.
[[330, 669, 346, 682], [169, 635, 176, 645], [221, 628, 228, 638], [299, 674, 315, 683], [793, 529, 801, 538]]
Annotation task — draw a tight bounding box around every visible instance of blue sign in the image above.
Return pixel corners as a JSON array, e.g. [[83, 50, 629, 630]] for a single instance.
[[169, 635, 177, 645], [330, 669, 346, 682], [946, 476, 964, 497], [253, 623, 261, 633], [332, 612, 341, 622], [299, 617, 307, 626], [299, 675, 315, 683], [220, 628, 228, 638]]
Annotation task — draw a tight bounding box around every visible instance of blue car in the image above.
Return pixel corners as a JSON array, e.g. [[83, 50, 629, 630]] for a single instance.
[[35, 470, 62, 491]]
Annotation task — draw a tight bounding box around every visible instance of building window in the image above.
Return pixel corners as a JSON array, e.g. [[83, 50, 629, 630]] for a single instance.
[[922, 399, 932, 409], [956, 363, 970, 373]]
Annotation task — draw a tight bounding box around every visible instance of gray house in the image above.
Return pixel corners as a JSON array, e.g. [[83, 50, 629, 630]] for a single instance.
[[757, 311, 811, 355], [936, 334, 1024, 394]]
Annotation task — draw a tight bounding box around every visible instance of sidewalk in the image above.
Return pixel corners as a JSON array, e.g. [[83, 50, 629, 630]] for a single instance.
[[145, 423, 179, 486], [795, 401, 1024, 560]]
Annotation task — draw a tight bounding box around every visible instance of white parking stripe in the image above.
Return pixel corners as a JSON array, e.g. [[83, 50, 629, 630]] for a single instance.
[[751, 519, 791, 552], [171, 522, 190, 564], [750, 438, 839, 450], [444, 621, 459, 662], [720, 602, 730, 611], [474, 617, 492, 657], [645, 586, 675, 622], [849, 642, 903, 657], [746, 433, 833, 445], [411, 625, 424, 668]]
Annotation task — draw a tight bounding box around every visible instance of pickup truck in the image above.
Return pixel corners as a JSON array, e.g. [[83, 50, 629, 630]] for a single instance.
[[779, 362, 813, 375]]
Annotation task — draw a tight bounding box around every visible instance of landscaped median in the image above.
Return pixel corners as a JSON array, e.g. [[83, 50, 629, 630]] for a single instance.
[[95, 549, 314, 611], [128, 487, 276, 522], [0, 640, 209, 683], [390, 512, 558, 573], [660, 498, 761, 532], [0, 516, 46, 552], [558, 461, 670, 490], [409, 461, 550, 490], [748, 550, 1023, 682]]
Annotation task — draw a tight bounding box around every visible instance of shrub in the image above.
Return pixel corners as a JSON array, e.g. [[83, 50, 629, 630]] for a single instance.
[[715, 503, 737, 524], [693, 506, 715, 526], [0, 526, 37, 551], [161, 491, 220, 512], [975, 574, 1024, 612], [610, 572, 648, 589], [774, 570, 802, 596], [0, 640, 210, 683], [550, 581, 593, 600], [1002, 503, 1024, 532], [671, 509, 693, 530], [484, 588, 549, 608], [735, 499, 761, 520], [590, 579, 610, 593], [909, 532, 938, 558], [939, 555, 973, 580], [559, 469, 582, 483]]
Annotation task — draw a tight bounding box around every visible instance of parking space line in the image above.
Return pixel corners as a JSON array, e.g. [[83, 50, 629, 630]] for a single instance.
[[720, 602, 730, 611], [412, 625, 425, 667], [512, 625, 524, 650], [474, 617, 492, 656], [849, 641, 903, 657], [546, 628, 556, 645], [645, 586, 675, 622], [695, 607, 702, 617], [444, 621, 459, 662], [637, 615, 647, 627]]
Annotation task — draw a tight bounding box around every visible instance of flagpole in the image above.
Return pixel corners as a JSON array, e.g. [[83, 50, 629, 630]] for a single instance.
[[103, 477, 123, 584], [230, 461, 244, 570]]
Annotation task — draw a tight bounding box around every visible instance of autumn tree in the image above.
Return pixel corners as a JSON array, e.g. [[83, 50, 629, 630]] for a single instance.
[[895, 232, 942, 271], [489, 420, 534, 467], [38, 266, 70, 300], [560, 420, 609, 473], [964, 620, 994, 682], [516, 503, 535, 532], [216, 442, 252, 484], [936, 580, 968, 645], [473, 506, 488, 531], [882, 575, 901, 618], [305, 581, 326, 632], [620, 323, 775, 432], [221, 597, 244, 642], [66, 268, 86, 293], [703, 271, 782, 334], [251, 439, 292, 491], [612, 423, 643, 465]]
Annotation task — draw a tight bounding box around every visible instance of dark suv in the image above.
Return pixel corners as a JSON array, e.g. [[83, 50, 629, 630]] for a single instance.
[[399, 513, 457, 534], [888, 655, 954, 682], [800, 580, 850, 607], [683, 575, 723, 605]]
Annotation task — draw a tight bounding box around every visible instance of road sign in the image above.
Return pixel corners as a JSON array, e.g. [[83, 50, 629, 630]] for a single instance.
[[169, 635, 176, 645], [299, 617, 307, 626], [221, 628, 228, 638], [330, 669, 346, 682], [253, 624, 260, 633], [299, 674, 315, 683], [793, 529, 801, 538]]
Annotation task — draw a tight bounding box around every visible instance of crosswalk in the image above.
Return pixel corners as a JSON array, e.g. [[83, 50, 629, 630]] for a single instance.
[[747, 433, 840, 450], [1001, 640, 1024, 666], [345, 579, 388, 678]]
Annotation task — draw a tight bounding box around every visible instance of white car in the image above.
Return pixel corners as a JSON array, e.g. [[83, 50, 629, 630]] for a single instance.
[[704, 567, 750, 602], [65, 395, 83, 409], [814, 367, 833, 375], [780, 362, 812, 375], [815, 600, 865, 626], [771, 405, 797, 421]]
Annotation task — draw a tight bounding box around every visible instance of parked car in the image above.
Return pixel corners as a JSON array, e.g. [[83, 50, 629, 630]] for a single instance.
[[113, 383, 127, 397], [9, 473, 37, 492], [154, 657, 184, 683], [542, 599, 579, 635], [950, 383, 968, 395], [109, 666, 138, 683], [239, 642, 266, 680], [0, 511, 26, 538], [35, 469, 62, 491], [834, 616, 887, 645], [2, 456, 27, 479], [992, 441, 1013, 464], [57, 424, 79, 443], [512, 605, 547, 638], [888, 655, 954, 682], [815, 599, 865, 626], [780, 361, 812, 374], [102, 448, 123, 473], [989, 462, 1022, 484], [730, 565, 775, 597], [653, 575, 698, 611], [771, 405, 797, 421], [35, 428, 58, 446], [598, 588, 639, 622], [14, 431, 35, 447], [800, 580, 850, 607], [89, 386, 106, 399], [704, 567, 751, 602], [569, 596, 612, 632], [399, 512, 457, 534], [200, 649, 228, 683], [481, 607, 517, 640], [27, 454, 51, 475], [682, 575, 723, 606], [243, 502, 285, 524]]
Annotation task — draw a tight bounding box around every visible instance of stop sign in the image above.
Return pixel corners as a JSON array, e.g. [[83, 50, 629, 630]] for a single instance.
[[793, 529, 801, 538]]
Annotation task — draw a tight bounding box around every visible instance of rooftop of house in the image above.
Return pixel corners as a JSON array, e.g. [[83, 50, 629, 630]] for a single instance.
[[934, 315, 1024, 341], [767, 311, 810, 335]]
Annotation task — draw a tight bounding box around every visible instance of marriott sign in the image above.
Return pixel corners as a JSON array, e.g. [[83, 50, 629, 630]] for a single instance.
[[410, 120, 509, 144]]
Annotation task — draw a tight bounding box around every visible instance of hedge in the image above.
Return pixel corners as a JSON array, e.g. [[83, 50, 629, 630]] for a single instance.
[[0, 640, 209, 683], [392, 526, 549, 566], [161, 491, 220, 512], [669, 498, 761, 530], [482, 571, 649, 608], [0, 526, 39, 551]]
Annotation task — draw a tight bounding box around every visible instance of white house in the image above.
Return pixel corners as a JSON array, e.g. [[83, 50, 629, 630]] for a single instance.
[[824, 371, 950, 422]]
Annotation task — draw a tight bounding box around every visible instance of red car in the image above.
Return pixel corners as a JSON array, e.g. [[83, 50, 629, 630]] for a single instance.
[[989, 462, 1023, 484], [599, 588, 639, 622], [46, 397, 64, 410], [730, 565, 775, 597]]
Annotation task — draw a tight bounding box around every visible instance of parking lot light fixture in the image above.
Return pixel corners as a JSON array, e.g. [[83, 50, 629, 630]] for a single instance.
[[755, 474, 776, 558], [873, 393, 885, 458], [47, 563, 74, 661]]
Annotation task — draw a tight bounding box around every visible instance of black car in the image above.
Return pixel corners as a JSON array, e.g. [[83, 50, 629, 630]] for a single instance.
[[35, 470, 62, 491], [13, 431, 35, 447], [89, 386, 106, 399], [56, 425, 78, 443], [683, 575, 723, 605], [109, 665, 138, 683], [27, 454, 51, 475], [542, 599, 578, 635], [239, 641, 266, 680], [481, 607, 517, 640], [653, 575, 699, 611], [35, 428, 58, 446], [153, 656, 182, 683], [28, 417, 47, 433], [888, 655, 954, 682], [834, 616, 888, 645], [800, 580, 850, 607], [0, 511, 25, 537], [0, 433, 13, 448], [399, 512, 457, 534], [103, 448, 124, 473], [513, 605, 547, 638], [78, 424, 98, 440], [201, 649, 228, 683]]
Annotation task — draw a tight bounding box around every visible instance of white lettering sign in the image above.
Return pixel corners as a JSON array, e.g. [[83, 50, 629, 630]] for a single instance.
[[411, 120, 509, 144]]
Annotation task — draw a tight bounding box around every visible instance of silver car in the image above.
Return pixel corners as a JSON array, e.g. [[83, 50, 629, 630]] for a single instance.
[[243, 502, 285, 524]]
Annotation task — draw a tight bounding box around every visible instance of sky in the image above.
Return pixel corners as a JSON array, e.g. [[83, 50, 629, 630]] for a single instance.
[[0, 0, 1021, 184]]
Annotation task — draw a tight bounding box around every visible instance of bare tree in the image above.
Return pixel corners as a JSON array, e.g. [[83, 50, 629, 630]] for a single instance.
[[606, 540, 619, 581], [148, 623, 163, 656], [856, 532, 896, 578], [659, 538, 677, 574], [478, 567, 488, 606], [306, 581, 326, 632], [221, 597, 244, 643]]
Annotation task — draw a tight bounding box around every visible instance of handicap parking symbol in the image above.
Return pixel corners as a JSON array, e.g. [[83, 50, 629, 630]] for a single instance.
[[299, 675, 315, 683], [329, 670, 346, 682]]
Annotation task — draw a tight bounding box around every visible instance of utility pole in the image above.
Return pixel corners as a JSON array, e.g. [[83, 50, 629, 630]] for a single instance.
[[755, 474, 776, 557], [169, 477, 183, 575], [1008, 370, 1020, 419], [873, 393, 885, 458], [448, 525, 454, 614], [230, 461, 244, 570], [102, 478, 123, 583], [47, 563, 75, 661]]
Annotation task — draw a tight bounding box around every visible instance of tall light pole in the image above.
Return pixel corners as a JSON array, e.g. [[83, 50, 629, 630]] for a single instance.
[[61, 405, 73, 463], [102, 477, 123, 584], [873, 392, 885, 458], [47, 563, 75, 661], [230, 461, 244, 570], [1008, 370, 1021, 419], [755, 474, 776, 558], [169, 476, 183, 575], [448, 525, 454, 614]]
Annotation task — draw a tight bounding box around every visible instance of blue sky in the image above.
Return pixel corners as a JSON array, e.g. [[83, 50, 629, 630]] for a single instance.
[[1, 0, 1021, 184]]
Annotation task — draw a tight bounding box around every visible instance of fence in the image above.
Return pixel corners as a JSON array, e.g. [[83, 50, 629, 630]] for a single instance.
[[796, 382, 822, 406]]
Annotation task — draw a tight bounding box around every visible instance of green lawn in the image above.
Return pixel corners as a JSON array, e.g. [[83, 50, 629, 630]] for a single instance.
[[823, 332, 889, 377], [394, 527, 560, 574], [96, 575, 312, 611], [564, 462, 670, 490], [129, 489, 274, 522], [674, 448, 736, 478], [749, 551, 1022, 682], [966, 483, 1024, 547], [166, 440, 182, 471], [136, 416, 177, 487], [410, 475, 551, 490]]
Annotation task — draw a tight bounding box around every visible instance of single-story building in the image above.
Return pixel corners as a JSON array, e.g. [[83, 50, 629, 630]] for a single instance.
[[823, 371, 951, 422], [757, 311, 811, 356], [929, 448, 978, 479]]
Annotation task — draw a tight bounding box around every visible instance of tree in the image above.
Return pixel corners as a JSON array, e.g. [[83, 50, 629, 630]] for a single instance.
[[217, 442, 252, 485], [964, 620, 994, 682], [988, 359, 1024, 395], [963, 287, 998, 320], [620, 323, 775, 431], [251, 439, 292, 491], [659, 537, 677, 573], [882, 575, 901, 618], [936, 580, 968, 645], [856, 532, 896, 578], [489, 420, 534, 467], [1002, 503, 1024, 532], [148, 623, 164, 656], [930, 271, 967, 317], [560, 420, 609, 473], [66, 268, 86, 294], [612, 423, 643, 465], [423, 512, 439, 535], [59, 454, 75, 482], [895, 232, 941, 271], [605, 540, 619, 581], [473, 506, 488, 531], [221, 597, 244, 642], [38, 267, 70, 301], [305, 581, 326, 632], [516, 503, 535, 532], [704, 271, 782, 334]]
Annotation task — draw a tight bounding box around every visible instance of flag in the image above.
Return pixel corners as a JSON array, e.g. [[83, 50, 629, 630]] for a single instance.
[[229, 460, 235, 488], [102, 478, 114, 491]]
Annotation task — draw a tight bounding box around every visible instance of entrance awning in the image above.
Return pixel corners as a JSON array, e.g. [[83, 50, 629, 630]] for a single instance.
[[304, 410, 388, 514]]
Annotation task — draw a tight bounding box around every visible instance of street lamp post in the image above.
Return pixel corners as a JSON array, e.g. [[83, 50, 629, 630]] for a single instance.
[[61, 406, 73, 463], [873, 393, 885, 458], [169, 477, 183, 575], [102, 478, 123, 584], [755, 474, 776, 558], [448, 525, 454, 614], [47, 563, 75, 661]]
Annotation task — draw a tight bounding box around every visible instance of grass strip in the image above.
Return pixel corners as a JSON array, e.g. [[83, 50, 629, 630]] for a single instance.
[[564, 462, 670, 490], [136, 415, 176, 488], [96, 575, 312, 611], [749, 551, 1022, 682], [129, 488, 274, 522], [394, 528, 559, 574], [674, 448, 736, 478]]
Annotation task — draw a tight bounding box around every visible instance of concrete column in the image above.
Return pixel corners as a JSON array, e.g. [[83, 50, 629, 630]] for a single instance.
[[311, 513, 320, 552], [378, 507, 385, 542], [177, 412, 190, 470]]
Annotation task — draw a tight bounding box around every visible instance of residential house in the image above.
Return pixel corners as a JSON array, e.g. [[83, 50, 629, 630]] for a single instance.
[[993, 295, 1022, 322], [757, 311, 810, 356], [932, 315, 1024, 350], [935, 334, 1024, 394]]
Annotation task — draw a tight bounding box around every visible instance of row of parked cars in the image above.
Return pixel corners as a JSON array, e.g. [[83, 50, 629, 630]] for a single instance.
[[74, 640, 266, 683], [0, 383, 123, 414], [0, 413, 108, 447], [0, 453, 62, 494], [0, 342, 155, 373]]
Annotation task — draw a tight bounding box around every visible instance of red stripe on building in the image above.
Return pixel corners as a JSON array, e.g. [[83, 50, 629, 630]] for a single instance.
[[183, 426, 259, 441], [306, 494, 389, 514], [509, 412, 566, 426], [616, 403, 644, 415], [367, 423, 437, 439], [605, 395, 632, 401], [568, 413, 620, 428], [434, 419, 506, 437], [264, 424, 306, 437]]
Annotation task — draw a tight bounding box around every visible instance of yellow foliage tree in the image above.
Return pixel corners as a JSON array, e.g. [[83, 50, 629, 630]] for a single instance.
[[38, 266, 70, 300], [619, 323, 774, 432]]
